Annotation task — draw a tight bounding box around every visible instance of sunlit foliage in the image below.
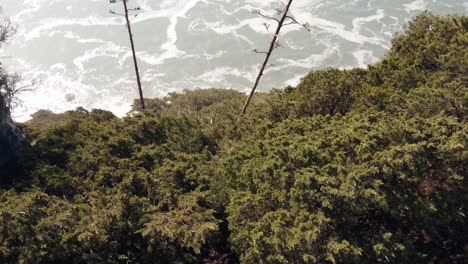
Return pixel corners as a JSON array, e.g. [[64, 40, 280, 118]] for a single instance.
[[0, 12, 466, 264]]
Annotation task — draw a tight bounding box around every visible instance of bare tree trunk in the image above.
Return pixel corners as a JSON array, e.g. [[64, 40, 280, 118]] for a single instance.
[[123, 0, 145, 110], [240, 0, 294, 117]]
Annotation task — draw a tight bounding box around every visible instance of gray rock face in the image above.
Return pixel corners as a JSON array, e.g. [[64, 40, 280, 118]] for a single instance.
[[0, 96, 23, 179]]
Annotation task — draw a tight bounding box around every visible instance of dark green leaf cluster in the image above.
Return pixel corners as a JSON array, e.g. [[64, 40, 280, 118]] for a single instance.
[[0, 12, 466, 264], [2, 109, 222, 263], [264, 12, 467, 122], [131, 89, 244, 116], [225, 113, 466, 263]]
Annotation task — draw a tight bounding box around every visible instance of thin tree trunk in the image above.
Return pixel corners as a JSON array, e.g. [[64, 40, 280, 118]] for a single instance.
[[123, 0, 145, 110], [240, 0, 294, 117]]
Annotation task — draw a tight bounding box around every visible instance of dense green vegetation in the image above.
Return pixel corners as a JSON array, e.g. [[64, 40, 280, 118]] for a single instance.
[[1, 12, 467, 263]]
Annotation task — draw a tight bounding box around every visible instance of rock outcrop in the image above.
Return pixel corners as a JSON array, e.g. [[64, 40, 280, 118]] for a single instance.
[[0, 95, 23, 180]]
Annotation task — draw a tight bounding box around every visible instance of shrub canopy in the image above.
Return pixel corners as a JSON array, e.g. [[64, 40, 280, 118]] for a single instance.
[[0, 12, 466, 264]]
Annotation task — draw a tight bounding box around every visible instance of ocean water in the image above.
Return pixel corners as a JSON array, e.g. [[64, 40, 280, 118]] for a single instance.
[[0, 0, 466, 121]]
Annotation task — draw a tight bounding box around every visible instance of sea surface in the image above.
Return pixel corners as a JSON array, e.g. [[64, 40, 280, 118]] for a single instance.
[[0, 0, 466, 121]]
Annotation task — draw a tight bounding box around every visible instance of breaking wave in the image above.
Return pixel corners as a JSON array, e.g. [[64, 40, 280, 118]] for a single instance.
[[0, 0, 466, 121]]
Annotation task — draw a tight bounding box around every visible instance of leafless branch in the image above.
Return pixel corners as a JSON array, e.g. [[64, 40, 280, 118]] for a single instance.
[[110, 0, 145, 110], [109, 10, 125, 16], [274, 40, 282, 49], [240, 0, 311, 116], [284, 16, 311, 31], [0, 18, 16, 46], [240, 0, 295, 116], [302, 22, 311, 31], [0, 68, 38, 111], [130, 14, 139, 22], [252, 9, 280, 23], [285, 15, 300, 24], [274, 8, 284, 15], [253, 49, 268, 55]]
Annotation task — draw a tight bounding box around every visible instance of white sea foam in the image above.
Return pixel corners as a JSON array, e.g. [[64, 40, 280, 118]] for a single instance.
[[141, 70, 166, 83], [63, 31, 107, 44], [12, 68, 133, 121], [12, 0, 41, 22], [352, 49, 379, 68], [273, 40, 339, 69], [309, 12, 389, 49], [404, 0, 427, 13], [24, 17, 122, 41], [352, 9, 385, 36], [195, 66, 257, 85], [196, 67, 235, 83], [3, 0, 466, 121], [149, 0, 204, 65], [284, 74, 304, 87], [73, 42, 126, 73], [50, 63, 67, 72], [203, 20, 256, 45]]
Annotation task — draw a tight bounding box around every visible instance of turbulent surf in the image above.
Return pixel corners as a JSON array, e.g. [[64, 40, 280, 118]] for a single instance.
[[0, 0, 466, 120]]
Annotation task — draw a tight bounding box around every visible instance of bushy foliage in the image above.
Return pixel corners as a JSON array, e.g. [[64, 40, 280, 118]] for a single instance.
[[358, 12, 467, 119], [266, 68, 366, 120], [225, 113, 466, 263], [0, 13, 466, 264], [263, 12, 467, 122], [2, 109, 222, 263], [132, 89, 244, 116]]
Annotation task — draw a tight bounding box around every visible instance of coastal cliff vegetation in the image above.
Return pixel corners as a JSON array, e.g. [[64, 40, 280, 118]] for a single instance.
[[0, 12, 467, 263]]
